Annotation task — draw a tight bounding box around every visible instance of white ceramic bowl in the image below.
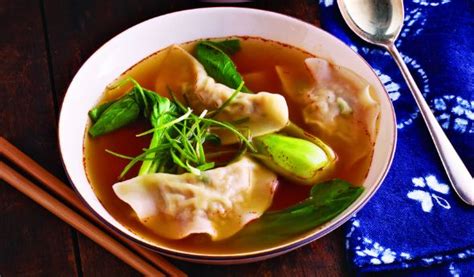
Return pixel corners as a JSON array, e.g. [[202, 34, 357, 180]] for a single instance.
[[59, 7, 396, 264]]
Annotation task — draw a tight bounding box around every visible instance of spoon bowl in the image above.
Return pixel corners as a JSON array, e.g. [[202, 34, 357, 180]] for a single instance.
[[338, 0, 404, 45]]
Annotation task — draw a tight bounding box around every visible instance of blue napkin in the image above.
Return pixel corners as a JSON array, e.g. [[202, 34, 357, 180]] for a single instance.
[[317, 0, 474, 275]]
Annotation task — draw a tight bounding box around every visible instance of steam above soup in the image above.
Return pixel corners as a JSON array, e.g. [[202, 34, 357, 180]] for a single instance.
[[84, 37, 379, 254]]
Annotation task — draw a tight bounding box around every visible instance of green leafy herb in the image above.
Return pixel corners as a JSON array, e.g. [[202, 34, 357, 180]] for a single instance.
[[195, 40, 251, 93], [203, 117, 255, 152], [88, 96, 140, 137], [123, 108, 253, 177], [137, 108, 193, 137], [88, 100, 116, 122], [205, 39, 241, 55], [230, 179, 363, 246], [108, 143, 173, 179], [138, 95, 178, 175], [87, 77, 155, 137], [95, 78, 254, 178]]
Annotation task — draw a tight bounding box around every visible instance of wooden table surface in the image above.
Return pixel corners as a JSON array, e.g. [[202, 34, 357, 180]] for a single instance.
[[0, 1, 349, 276]]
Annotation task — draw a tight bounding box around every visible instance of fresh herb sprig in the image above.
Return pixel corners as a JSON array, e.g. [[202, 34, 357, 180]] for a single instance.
[[89, 77, 253, 178]]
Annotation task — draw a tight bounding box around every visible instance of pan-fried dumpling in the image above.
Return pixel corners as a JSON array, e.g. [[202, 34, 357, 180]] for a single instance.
[[154, 45, 289, 144], [113, 157, 278, 241]]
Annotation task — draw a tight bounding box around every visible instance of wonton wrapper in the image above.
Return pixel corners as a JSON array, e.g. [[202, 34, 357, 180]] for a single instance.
[[154, 45, 289, 144], [276, 58, 380, 171], [113, 157, 278, 241]]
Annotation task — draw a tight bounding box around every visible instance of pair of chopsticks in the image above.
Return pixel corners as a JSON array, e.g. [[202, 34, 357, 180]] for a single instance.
[[0, 137, 186, 276]]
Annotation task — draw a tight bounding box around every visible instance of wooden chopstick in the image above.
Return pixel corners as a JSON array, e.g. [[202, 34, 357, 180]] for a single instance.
[[0, 137, 186, 277], [0, 162, 164, 276]]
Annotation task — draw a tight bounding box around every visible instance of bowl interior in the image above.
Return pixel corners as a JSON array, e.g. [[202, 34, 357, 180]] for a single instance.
[[59, 7, 396, 263]]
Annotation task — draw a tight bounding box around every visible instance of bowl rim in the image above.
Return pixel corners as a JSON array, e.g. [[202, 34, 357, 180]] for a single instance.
[[58, 6, 397, 262]]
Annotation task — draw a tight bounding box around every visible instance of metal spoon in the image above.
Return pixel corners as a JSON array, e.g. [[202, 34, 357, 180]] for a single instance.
[[337, 0, 474, 205]]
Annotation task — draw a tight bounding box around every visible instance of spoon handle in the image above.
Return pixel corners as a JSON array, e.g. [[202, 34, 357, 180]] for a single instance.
[[386, 43, 474, 205]]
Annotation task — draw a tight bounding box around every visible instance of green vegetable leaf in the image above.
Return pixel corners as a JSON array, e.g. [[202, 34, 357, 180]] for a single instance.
[[195, 41, 251, 93], [230, 179, 363, 246], [88, 100, 116, 122], [204, 39, 241, 55], [88, 96, 140, 137], [138, 95, 178, 175]]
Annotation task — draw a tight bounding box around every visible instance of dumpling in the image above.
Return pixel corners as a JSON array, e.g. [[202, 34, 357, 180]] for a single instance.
[[113, 157, 278, 241], [276, 58, 380, 175], [277, 58, 380, 143], [154, 45, 289, 144], [303, 58, 379, 142]]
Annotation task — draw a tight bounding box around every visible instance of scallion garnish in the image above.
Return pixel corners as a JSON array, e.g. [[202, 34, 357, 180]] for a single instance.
[[100, 78, 254, 178]]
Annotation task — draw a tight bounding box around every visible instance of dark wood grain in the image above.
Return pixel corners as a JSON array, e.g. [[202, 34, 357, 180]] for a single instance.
[[2, 0, 349, 276], [0, 0, 77, 275], [173, 229, 348, 277]]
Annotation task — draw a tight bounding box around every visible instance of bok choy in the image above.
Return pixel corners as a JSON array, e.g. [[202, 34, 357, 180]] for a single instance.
[[231, 179, 363, 246], [253, 134, 331, 184]]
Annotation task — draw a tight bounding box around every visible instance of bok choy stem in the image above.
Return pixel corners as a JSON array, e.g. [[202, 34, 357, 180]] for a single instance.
[[138, 96, 177, 175]]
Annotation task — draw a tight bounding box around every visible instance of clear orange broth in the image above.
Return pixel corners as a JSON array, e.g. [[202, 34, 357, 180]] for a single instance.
[[84, 37, 372, 254]]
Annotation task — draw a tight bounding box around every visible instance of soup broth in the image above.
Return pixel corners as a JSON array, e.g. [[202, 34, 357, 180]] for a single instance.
[[84, 37, 373, 254]]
